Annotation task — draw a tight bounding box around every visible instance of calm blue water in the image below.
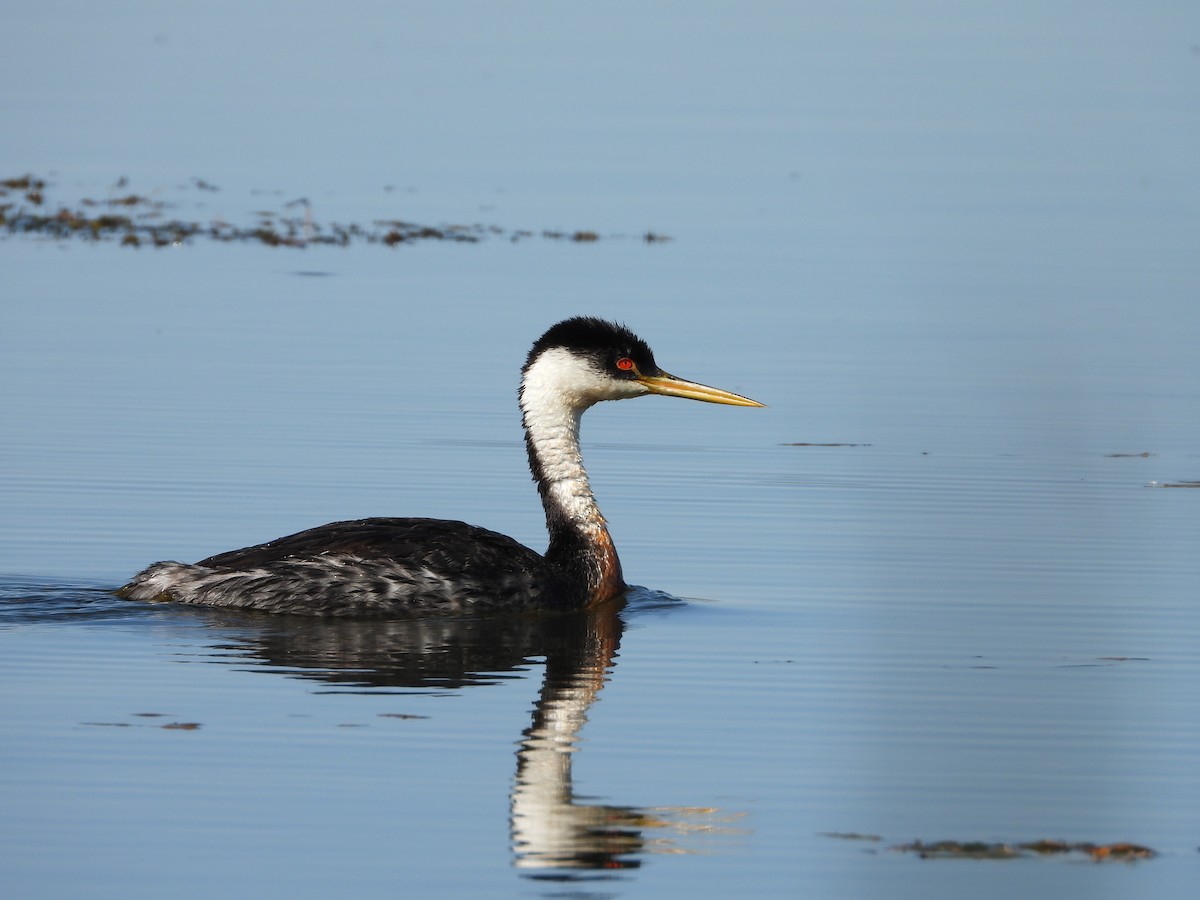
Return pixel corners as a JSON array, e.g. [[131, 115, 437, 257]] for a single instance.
[[3, 3, 1200, 897]]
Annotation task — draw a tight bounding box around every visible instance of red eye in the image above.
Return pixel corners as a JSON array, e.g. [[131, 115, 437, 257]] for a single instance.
[[615, 357, 634, 371]]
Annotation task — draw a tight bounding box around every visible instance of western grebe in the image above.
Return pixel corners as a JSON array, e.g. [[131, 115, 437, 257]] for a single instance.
[[117, 317, 763, 616]]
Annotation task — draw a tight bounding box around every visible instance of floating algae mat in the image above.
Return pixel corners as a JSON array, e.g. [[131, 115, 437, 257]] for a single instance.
[[889, 839, 1156, 862], [0, 175, 670, 249]]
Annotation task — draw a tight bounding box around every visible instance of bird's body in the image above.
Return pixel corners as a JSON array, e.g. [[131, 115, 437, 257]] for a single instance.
[[117, 317, 762, 617], [123, 518, 564, 617]]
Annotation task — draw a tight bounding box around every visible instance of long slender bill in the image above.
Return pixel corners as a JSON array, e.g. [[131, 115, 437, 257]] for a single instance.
[[637, 372, 765, 407]]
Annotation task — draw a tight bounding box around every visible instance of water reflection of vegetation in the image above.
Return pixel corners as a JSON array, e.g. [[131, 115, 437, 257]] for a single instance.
[[0, 175, 670, 249]]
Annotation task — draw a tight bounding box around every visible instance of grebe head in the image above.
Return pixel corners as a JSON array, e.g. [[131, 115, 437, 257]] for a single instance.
[[521, 317, 765, 412]]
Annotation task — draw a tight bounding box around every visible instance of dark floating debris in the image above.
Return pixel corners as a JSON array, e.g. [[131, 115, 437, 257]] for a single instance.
[[0, 174, 669, 249], [890, 839, 1156, 862], [895, 840, 1023, 860], [782, 442, 871, 447], [1107, 451, 1152, 458], [82, 712, 201, 730], [820, 832, 883, 842]]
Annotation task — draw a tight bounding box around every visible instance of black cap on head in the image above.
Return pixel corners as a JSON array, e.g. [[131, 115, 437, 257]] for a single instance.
[[525, 317, 659, 377]]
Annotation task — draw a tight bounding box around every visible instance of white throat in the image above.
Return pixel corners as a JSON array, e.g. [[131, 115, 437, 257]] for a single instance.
[[520, 348, 610, 529]]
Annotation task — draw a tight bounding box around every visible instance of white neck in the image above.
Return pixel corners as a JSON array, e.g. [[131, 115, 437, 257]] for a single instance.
[[519, 348, 608, 535]]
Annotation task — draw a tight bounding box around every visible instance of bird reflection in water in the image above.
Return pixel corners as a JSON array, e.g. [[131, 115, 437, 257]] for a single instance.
[[195, 589, 740, 877]]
